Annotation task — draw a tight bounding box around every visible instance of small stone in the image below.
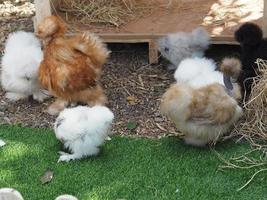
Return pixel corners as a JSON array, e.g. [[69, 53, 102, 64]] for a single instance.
[[0, 106, 8, 112], [55, 195, 78, 200], [4, 117, 11, 124], [155, 117, 163, 122], [0, 188, 24, 200], [0, 139, 6, 147], [0, 101, 7, 106]]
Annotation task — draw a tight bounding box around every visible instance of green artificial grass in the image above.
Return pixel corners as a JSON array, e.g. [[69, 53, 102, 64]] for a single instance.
[[0, 125, 266, 200]]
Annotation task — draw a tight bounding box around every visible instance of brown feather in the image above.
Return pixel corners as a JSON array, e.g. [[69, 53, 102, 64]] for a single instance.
[[37, 16, 110, 114]]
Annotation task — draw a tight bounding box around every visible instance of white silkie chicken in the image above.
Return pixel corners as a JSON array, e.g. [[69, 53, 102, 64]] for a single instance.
[[54, 105, 114, 162], [1, 31, 49, 102], [161, 57, 243, 146], [157, 27, 210, 70]]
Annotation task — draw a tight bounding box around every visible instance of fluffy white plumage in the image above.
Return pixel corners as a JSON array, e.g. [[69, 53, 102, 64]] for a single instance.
[[161, 57, 243, 147], [157, 27, 210, 70], [54, 105, 114, 162], [1, 31, 49, 102], [174, 57, 224, 88]]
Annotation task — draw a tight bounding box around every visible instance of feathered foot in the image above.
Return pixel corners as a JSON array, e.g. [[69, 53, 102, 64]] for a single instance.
[[47, 99, 68, 115], [5, 92, 28, 101]]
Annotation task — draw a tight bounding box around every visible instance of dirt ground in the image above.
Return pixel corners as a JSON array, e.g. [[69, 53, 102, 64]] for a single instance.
[[0, 3, 241, 137]]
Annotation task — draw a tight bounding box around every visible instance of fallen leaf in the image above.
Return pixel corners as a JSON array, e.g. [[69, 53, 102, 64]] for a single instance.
[[105, 136, 112, 141], [126, 121, 138, 130], [40, 169, 53, 184], [126, 96, 139, 105]]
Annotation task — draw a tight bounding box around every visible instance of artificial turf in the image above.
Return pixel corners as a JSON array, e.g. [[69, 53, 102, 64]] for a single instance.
[[0, 125, 266, 200]]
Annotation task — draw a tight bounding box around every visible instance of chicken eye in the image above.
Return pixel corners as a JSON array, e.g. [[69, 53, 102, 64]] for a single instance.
[[164, 47, 169, 52]]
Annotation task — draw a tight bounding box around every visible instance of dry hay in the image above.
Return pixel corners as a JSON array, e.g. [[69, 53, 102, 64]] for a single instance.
[[219, 59, 267, 191], [54, 0, 155, 27], [233, 59, 267, 149], [214, 148, 267, 191], [53, 0, 182, 27]]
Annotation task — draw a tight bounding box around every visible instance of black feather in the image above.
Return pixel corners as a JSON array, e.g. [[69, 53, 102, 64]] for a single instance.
[[234, 23, 267, 100]]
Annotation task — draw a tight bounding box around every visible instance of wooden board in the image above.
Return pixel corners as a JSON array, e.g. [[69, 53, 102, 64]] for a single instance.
[[33, 0, 51, 30], [53, 0, 264, 42], [34, 0, 265, 63]]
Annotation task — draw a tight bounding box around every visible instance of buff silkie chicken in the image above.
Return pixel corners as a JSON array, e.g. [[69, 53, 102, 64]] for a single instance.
[[36, 15, 110, 115], [161, 57, 243, 146]]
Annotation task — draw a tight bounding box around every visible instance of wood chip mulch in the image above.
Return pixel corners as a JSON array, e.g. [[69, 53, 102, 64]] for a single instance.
[[0, 15, 177, 138]]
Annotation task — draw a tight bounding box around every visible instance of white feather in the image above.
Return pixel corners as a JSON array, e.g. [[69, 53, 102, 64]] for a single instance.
[[174, 57, 224, 88], [157, 27, 210, 69], [1, 31, 49, 102], [54, 105, 114, 162]]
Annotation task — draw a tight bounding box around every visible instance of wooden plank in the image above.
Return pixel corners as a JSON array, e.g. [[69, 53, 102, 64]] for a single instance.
[[148, 40, 159, 64], [33, 0, 51, 30], [34, 0, 260, 64], [37, 0, 263, 44], [67, 32, 238, 45], [68, 32, 238, 64]]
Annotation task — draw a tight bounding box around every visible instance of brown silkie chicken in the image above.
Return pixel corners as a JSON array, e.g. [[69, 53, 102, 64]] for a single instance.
[[36, 15, 110, 115], [161, 57, 243, 147]]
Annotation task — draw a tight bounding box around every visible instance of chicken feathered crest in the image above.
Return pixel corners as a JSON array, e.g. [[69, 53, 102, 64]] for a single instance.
[[37, 15, 110, 115]]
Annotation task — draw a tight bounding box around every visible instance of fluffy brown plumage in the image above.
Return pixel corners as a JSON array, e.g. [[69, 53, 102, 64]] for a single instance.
[[161, 57, 243, 146], [37, 15, 110, 115], [161, 83, 242, 146], [220, 57, 242, 79]]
